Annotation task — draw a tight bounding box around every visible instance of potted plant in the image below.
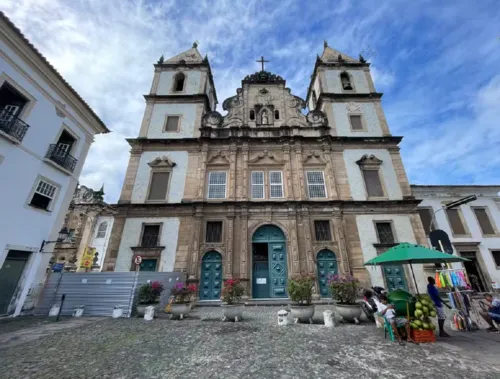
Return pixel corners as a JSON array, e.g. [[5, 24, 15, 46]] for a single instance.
[[136, 281, 164, 317], [170, 282, 196, 319], [287, 273, 316, 323], [221, 278, 245, 322], [328, 274, 362, 324]]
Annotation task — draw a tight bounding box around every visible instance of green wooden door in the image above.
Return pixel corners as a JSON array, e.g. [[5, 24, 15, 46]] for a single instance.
[[252, 261, 270, 298], [383, 265, 408, 292], [200, 251, 222, 300], [139, 259, 157, 271], [316, 250, 338, 297], [0, 251, 30, 315], [252, 225, 287, 298]]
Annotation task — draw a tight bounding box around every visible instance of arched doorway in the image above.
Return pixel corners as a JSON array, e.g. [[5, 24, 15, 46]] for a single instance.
[[252, 225, 287, 298], [199, 251, 222, 300], [316, 249, 338, 297]]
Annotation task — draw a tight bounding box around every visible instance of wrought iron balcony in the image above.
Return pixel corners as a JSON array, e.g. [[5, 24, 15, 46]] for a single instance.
[[45, 144, 78, 173], [0, 112, 30, 143]]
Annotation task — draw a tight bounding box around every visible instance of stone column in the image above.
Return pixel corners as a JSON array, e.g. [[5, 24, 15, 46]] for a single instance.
[[240, 206, 249, 279], [241, 143, 249, 200], [225, 207, 235, 279], [293, 142, 306, 200], [322, 142, 338, 199], [288, 209, 301, 275], [119, 144, 142, 204], [374, 100, 391, 136], [189, 206, 203, 279], [333, 212, 351, 274], [102, 216, 126, 271], [282, 143, 293, 200], [300, 207, 315, 275], [196, 144, 209, 200], [389, 147, 412, 198], [229, 144, 237, 200]]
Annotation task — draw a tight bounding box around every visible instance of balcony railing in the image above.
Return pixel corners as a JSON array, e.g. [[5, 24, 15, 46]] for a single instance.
[[140, 235, 160, 248], [0, 111, 30, 142], [45, 144, 78, 173]]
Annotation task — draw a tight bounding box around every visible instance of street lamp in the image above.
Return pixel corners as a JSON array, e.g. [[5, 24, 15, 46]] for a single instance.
[[39, 227, 71, 252], [429, 195, 477, 232]]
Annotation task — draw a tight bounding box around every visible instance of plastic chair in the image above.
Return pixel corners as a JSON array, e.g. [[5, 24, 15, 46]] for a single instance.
[[383, 316, 396, 341]]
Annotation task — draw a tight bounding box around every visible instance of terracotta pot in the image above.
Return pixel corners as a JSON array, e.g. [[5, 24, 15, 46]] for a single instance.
[[221, 304, 244, 322], [336, 303, 362, 324], [136, 303, 160, 317], [290, 305, 315, 324], [170, 303, 191, 319]]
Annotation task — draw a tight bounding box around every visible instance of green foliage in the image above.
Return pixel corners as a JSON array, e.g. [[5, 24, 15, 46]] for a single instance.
[[222, 278, 245, 305], [287, 274, 315, 305], [137, 281, 164, 304], [327, 274, 360, 305]]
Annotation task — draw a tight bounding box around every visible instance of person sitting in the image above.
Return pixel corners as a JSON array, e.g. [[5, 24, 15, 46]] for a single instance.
[[479, 293, 500, 332], [378, 294, 411, 345]]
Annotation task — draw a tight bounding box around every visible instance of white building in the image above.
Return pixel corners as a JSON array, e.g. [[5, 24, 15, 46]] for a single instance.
[[413, 185, 500, 291], [0, 13, 109, 316]]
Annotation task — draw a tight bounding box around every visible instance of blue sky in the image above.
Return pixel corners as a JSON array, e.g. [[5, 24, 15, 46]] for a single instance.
[[4, 0, 500, 202]]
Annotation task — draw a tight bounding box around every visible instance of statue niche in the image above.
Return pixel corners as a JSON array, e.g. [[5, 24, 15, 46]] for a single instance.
[[255, 105, 274, 126]]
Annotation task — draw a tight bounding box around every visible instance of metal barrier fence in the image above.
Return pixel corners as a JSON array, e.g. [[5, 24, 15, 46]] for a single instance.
[[35, 271, 186, 317]]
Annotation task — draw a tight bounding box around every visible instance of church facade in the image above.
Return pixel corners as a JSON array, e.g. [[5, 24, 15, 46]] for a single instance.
[[103, 43, 429, 299]]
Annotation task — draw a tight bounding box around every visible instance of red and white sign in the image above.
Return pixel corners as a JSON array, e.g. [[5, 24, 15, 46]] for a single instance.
[[134, 256, 142, 265]]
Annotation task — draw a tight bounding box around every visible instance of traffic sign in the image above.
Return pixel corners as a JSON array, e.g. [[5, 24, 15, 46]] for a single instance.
[[134, 256, 142, 265], [52, 263, 64, 272]]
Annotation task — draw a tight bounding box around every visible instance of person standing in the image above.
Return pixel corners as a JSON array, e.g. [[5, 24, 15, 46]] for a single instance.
[[427, 276, 452, 337]]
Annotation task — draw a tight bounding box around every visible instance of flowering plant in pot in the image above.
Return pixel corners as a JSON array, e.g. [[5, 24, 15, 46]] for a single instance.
[[221, 278, 245, 322], [328, 274, 362, 324], [287, 273, 316, 323], [169, 282, 196, 319], [136, 281, 164, 316]]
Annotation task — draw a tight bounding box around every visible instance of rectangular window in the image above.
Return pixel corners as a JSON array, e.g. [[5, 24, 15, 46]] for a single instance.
[[30, 180, 57, 210], [375, 222, 395, 244], [362, 170, 384, 197], [314, 220, 332, 241], [446, 209, 467, 235], [251, 171, 264, 199], [148, 171, 170, 201], [306, 171, 326, 198], [492, 251, 500, 267], [269, 171, 284, 198], [141, 225, 160, 247], [206, 221, 223, 243], [164, 116, 180, 132], [207, 171, 227, 199], [349, 115, 363, 130], [418, 208, 435, 236], [473, 208, 495, 235]]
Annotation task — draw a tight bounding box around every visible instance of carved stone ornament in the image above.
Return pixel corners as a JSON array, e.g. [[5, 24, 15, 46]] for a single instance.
[[222, 88, 244, 128], [208, 150, 230, 165], [284, 90, 308, 127], [202, 111, 223, 128], [306, 110, 327, 127], [346, 102, 361, 113], [72, 185, 105, 205], [249, 150, 283, 165], [148, 156, 176, 168], [302, 151, 327, 165], [356, 154, 383, 167]]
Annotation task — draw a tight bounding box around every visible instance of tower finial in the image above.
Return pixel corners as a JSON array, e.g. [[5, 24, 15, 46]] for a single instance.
[[193, 41, 199, 48], [324, 40, 328, 48]]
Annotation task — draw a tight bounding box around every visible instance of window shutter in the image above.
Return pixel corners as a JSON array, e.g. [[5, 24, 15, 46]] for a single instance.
[[269, 171, 283, 198], [148, 172, 170, 200], [474, 208, 495, 235], [350, 115, 363, 130], [165, 116, 180, 132], [208, 172, 227, 199], [446, 209, 466, 235], [251, 171, 264, 199], [306, 171, 326, 198], [362, 170, 384, 197]]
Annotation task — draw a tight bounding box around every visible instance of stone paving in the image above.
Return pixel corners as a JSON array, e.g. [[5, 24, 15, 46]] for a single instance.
[[0, 306, 499, 379]]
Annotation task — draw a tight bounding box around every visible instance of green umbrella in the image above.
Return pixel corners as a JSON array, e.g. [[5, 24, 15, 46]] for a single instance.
[[364, 243, 469, 294]]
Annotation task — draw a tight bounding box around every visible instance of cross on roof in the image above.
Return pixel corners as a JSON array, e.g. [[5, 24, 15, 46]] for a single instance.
[[256, 56, 269, 71]]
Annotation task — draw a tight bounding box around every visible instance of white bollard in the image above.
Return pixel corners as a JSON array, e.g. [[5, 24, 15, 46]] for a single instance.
[[49, 304, 60, 317], [144, 305, 155, 321], [112, 306, 124, 318], [277, 309, 289, 326], [323, 310, 335, 328], [72, 305, 84, 317]]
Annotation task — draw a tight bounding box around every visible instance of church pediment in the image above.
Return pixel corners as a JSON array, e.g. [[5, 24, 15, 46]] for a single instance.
[[249, 150, 283, 165], [208, 151, 230, 165], [148, 156, 177, 168], [303, 151, 327, 165]]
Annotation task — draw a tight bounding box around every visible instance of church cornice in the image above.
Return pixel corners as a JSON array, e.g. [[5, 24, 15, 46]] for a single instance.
[[143, 94, 211, 108]]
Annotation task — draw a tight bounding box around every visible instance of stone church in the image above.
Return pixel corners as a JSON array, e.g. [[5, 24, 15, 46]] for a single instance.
[[103, 42, 429, 299]]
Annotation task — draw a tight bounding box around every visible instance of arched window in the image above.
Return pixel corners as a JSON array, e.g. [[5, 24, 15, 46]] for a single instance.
[[249, 109, 255, 120], [174, 73, 185, 92], [340, 72, 353, 90], [96, 222, 108, 238], [274, 110, 280, 120]]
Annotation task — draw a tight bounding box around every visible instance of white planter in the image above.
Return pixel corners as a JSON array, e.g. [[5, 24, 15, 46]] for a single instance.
[[290, 305, 315, 324], [170, 303, 191, 319], [221, 304, 244, 322], [336, 304, 362, 324]]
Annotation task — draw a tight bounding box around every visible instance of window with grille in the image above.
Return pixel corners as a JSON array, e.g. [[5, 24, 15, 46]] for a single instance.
[[492, 251, 500, 267], [30, 180, 57, 210], [306, 171, 326, 198], [314, 220, 332, 241], [148, 171, 170, 201], [96, 222, 108, 238], [375, 222, 395, 244], [141, 225, 160, 247], [174, 73, 185, 92], [207, 172, 227, 199], [269, 171, 284, 198], [362, 170, 384, 197], [349, 115, 363, 130], [251, 171, 264, 199], [446, 209, 467, 235], [206, 221, 223, 243], [164, 116, 180, 132], [418, 208, 435, 236], [473, 208, 495, 235]]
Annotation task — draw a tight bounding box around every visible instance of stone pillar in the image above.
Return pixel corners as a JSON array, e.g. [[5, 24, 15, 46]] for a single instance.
[[241, 143, 249, 200], [240, 206, 249, 279], [119, 145, 142, 204], [102, 216, 126, 271], [389, 147, 412, 198], [225, 208, 235, 279], [322, 142, 338, 199], [229, 144, 237, 200], [189, 206, 203, 279], [282, 143, 293, 200], [333, 212, 350, 274], [288, 209, 301, 275], [196, 144, 209, 200], [300, 207, 315, 274], [293, 143, 306, 200], [374, 100, 391, 136]]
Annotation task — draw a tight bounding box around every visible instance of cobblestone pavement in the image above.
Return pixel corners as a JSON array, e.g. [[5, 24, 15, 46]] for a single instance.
[[0, 306, 499, 379]]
